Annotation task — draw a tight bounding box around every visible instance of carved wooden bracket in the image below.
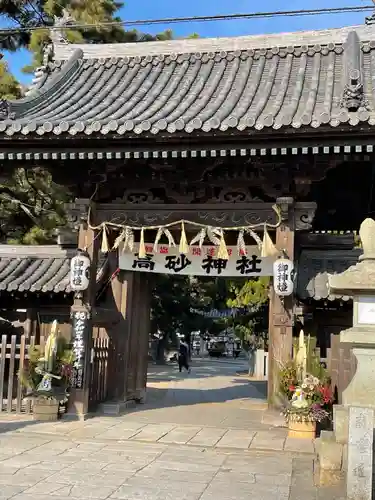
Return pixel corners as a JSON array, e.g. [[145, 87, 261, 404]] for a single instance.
[[65, 198, 91, 230], [94, 202, 278, 228]]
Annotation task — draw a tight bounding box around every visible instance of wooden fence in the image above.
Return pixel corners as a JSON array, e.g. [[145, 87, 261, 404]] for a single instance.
[[0, 333, 111, 414], [0, 335, 45, 414], [89, 336, 110, 409]]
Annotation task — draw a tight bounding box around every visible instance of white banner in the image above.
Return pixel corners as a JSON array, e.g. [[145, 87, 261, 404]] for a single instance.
[[119, 244, 274, 277]]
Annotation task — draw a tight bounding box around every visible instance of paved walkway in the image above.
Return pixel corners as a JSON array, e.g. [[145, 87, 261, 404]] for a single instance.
[[0, 358, 345, 500]]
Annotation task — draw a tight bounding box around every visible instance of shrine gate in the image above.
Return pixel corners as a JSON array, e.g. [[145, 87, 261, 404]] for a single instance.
[[1, 24, 375, 417]]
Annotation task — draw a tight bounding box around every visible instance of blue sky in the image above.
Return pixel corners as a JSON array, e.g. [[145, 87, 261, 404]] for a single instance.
[[1, 0, 369, 84]]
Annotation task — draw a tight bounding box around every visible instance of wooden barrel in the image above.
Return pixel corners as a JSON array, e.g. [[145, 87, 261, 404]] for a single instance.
[[32, 398, 59, 421], [288, 419, 316, 439]]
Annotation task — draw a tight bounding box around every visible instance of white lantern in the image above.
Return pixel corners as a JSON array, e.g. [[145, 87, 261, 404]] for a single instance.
[[70, 250, 91, 292], [273, 257, 294, 297]]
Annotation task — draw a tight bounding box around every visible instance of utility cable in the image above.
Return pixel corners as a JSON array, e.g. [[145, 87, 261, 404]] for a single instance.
[[0, 6, 374, 34]]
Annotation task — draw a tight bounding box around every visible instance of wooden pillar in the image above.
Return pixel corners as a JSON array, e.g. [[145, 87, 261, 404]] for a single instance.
[[106, 251, 126, 402], [121, 271, 137, 400], [67, 202, 99, 419], [135, 274, 151, 402], [268, 197, 295, 404], [114, 271, 151, 404]]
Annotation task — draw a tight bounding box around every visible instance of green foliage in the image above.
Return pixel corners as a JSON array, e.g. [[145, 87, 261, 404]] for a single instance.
[[278, 360, 299, 400], [0, 167, 70, 244], [1, 1, 199, 71], [305, 337, 329, 383], [226, 277, 270, 348], [0, 60, 21, 99], [1, 3, 198, 244], [227, 276, 269, 308]]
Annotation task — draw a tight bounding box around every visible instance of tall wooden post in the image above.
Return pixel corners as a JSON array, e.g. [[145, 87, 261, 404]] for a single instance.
[[268, 197, 295, 404], [135, 274, 152, 402], [121, 271, 137, 400], [67, 200, 99, 419]]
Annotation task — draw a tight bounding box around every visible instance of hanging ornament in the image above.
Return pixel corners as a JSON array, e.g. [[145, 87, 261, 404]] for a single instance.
[[207, 227, 221, 246], [124, 227, 134, 252], [70, 250, 90, 292], [246, 228, 262, 249], [179, 222, 189, 254], [272, 203, 282, 223], [273, 256, 295, 296], [101, 225, 109, 253], [190, 228, 206, 248], [237, 230, 246, 255], [153, 227, 176, 252], [261, 225, 278, 257], [113, 229, 126, 250], [138, 228, 146, 258], [217, 230, 229, 260], [153, 227, 163, 252], [163, 229, 175, 248]]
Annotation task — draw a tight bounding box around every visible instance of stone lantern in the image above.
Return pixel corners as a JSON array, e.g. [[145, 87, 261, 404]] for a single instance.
[[321, 218, 375, 500], [328, 218, 375, 409]]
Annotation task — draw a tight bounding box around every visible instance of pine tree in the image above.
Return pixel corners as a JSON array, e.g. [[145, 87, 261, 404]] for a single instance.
[[0, 2, 198, 243], [0, 1, 193, 70], [0, 58, 21, 99]]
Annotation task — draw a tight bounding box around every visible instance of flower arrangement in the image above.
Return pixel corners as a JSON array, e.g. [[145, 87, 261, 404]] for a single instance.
[[18, 321, 73, 403], [282, 374, 333, 423]]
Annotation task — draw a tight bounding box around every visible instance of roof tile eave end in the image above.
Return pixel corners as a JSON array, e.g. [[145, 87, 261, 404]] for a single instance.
[[53, 24, 370, 61]]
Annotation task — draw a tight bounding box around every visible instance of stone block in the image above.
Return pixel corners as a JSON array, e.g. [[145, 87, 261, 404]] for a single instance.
[[342, 443, 348, 471], [188, 428, 227, 447], [250, 431, 285, 451], [215, 429, 255, 449], [284, 437, 315, 454], [333, 405, 349, 444], [317, 438, 343, 471], [320, 430, 335, 441], [130, 423, 175, 442], [347, 407, 373, 500], [159, 426, 201, 444], [98, 400, 136, 415], [0, 484, 27, 498]]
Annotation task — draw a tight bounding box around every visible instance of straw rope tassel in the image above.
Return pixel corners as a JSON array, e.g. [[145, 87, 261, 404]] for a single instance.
[[217, 230, 229, 260], [179, 222, 189, 254], [261, 225, 278, 257], [153, 228, 163, 253], [113, 229, 126, 250], [138, 228, 146, 258], [101, 225, 109, 253]]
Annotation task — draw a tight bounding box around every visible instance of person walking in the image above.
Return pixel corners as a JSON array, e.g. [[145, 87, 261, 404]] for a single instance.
[[178, 337, 191, 373]]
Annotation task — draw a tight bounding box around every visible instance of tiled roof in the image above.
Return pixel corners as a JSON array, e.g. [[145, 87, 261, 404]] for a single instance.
[[296, 249, 362, 301], [1, 25, 375, 137], [0, 246, 107, 294]]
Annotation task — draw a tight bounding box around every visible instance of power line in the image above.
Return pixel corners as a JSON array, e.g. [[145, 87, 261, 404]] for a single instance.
[[0, 6, 374, 34]]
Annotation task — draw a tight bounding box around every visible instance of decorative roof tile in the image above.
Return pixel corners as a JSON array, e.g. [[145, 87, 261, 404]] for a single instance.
[[296, 249, 362, 301], [0, 246, 107, 294], [2, 25, 375, 137]]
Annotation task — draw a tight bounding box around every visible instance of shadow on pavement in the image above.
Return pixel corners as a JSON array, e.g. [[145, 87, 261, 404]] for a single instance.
[[132, 382, 268, 414], [0, 419, 40, 435]]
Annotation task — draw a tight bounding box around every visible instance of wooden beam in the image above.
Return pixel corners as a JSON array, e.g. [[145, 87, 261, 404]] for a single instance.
[[268, 197, 295, 404], [88, 201, 316, 230], [67, 204, 100, 420]]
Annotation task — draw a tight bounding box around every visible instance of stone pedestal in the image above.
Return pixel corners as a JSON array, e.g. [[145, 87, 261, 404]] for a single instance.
[[347, 407, 374, 500], [317, 218, 375, 497]]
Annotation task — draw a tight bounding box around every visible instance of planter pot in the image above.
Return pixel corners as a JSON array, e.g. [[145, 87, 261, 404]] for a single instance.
[[288, 419, 316, 439], [32, 398, 59, 422]]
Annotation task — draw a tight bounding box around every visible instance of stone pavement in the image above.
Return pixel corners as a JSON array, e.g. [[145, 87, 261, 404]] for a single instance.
[[0, 358, 345, 499]]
